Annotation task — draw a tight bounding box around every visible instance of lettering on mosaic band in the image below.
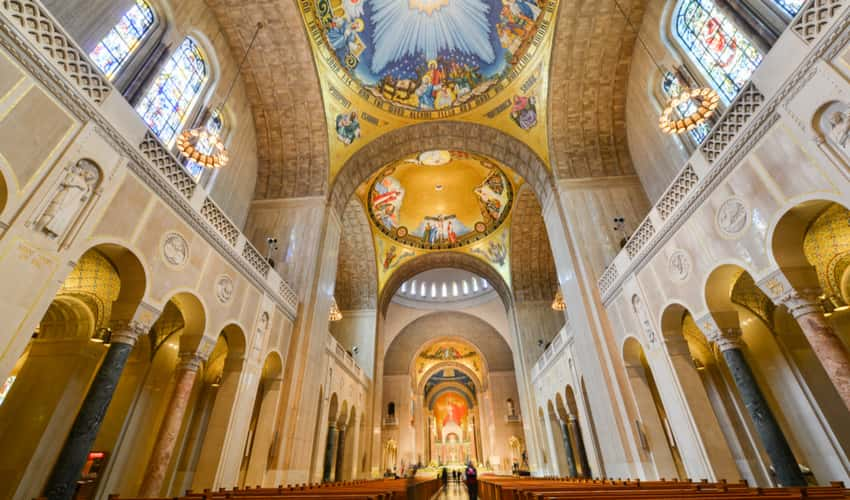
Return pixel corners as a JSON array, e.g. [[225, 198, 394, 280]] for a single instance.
[[361, 112, 379, 127], [328, 86, 351, 109], [486, 100, 512, 119]]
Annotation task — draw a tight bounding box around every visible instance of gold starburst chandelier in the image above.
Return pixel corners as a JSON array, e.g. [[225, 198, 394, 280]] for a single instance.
[[659, 87, 720, 135], [611, 0, 718, 136], [177, 22, 263, 170]]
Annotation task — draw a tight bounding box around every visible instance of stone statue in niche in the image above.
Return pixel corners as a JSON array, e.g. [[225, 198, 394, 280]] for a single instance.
[[35, 159, 100, 239], [631, 294, 657, 345], [257, 311, 270, 339], [821, 101, 850, 159]]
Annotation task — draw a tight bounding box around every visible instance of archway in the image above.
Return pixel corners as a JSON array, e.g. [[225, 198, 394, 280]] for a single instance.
[[704, 264, 849, 485], [0, 244, 146, 500], [622, 336, 683, 479], [242, 351, 284, 487]]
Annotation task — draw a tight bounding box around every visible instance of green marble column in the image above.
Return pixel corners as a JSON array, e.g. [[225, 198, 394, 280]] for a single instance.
[[558, 420, 578, 477], [43, 323, 145, 500]]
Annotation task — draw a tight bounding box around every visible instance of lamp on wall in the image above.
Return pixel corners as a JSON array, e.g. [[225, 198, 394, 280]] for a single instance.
[[610, 0, 718, 135], [176, 22, 264, 169], [329, 297, 343, 322]]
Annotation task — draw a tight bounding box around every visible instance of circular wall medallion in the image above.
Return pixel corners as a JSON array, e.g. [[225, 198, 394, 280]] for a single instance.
[[715, 197, 749, 238], [215, 275, 234, 303], [162, 232, 189, 268], [667, 250, 691, 282]]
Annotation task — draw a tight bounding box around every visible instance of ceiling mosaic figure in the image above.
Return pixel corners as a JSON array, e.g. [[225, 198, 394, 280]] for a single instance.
[[313, 0, 548, 114], [366, 150, 514, 249]]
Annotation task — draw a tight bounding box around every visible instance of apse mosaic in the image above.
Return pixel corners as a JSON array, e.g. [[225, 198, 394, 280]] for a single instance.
[[310, 0, 552, 117], [367, 150, 514, 250], [415, 342, 483, 383]]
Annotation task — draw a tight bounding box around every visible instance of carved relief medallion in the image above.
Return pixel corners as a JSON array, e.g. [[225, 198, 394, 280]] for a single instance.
[[716, 198, 749, 238], [162, 232, 189, 267], [668, 250, 691, 282], [215, 275, 234, 303]]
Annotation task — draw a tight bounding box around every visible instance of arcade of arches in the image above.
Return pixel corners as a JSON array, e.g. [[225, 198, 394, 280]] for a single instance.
[[0, 0, 848, 499]]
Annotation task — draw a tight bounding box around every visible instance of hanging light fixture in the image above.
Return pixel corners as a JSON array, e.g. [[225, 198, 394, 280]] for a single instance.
[[177, 22, 264, 170], [611, 0, 718, 136], [658, 87, 720, 135], [551, 287, 566, 311], [329, 297, 343, 322]]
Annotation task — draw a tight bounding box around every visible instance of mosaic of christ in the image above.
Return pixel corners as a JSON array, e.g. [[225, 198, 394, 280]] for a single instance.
[[314, 0, 546, 111], [367, 151, 514, 249]]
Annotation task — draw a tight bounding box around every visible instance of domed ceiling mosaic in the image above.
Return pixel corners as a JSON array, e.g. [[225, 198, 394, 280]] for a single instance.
[[297, 0, 558, 181], [368, 150, 513, 249], [357, 151, 521, 293], [313, 0, 549, 116]]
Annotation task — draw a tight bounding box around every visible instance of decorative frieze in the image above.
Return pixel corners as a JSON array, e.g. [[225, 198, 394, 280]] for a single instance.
[[792, 0, 845, 43], [657, 165, 699, 221], [700, 83, 765, 164]]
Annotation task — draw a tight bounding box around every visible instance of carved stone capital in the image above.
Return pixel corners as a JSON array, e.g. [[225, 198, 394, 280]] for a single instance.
[[108, 319, 150, 346], [695, 313, 744, 352], [777, 288, 824, 319], [177, 351, 206, 372]]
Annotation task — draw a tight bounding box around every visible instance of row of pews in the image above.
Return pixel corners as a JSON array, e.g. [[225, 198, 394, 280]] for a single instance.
[[98, 478, 441, 500], [478, 477, 850, 500]]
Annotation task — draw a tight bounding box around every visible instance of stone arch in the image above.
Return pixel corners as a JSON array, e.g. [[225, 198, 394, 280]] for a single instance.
[[622, 335, 683, 479], [770, 199, 850, 304], [328, 122, 555, 218], [380, 252, 513, 314]]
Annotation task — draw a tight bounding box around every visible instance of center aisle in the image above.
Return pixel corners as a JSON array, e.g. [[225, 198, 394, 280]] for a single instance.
[[435, 480, 469, 499]]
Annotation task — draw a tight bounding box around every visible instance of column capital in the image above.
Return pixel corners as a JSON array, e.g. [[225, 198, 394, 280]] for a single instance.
[[776, 288, 825, 319], [695, 313, 744, 352], [755, 267, 824, 317], [108, 319, 150, 346], [177, 351, 206, 372]]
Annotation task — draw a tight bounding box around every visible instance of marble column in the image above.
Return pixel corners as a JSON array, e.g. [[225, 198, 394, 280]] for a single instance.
[[334, 424, 347, 482], [139, 351, 205, 497], [557, 420, 578, 477], [43, 322, 147, 500], [568, 415, 591, 478], [780, 290, 850, 413], [322, 424, 338, 482], [707, 328, 805, 486]]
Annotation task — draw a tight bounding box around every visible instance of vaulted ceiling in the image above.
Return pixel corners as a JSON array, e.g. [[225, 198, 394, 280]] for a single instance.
[[208, 0, 646, 305], [207, 0, 329, 200]]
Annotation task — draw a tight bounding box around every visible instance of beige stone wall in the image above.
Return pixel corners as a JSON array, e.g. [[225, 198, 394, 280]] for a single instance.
[[40, 0, 260, 227], [0, 6, 295, 496], [600, 5, 850, 484]]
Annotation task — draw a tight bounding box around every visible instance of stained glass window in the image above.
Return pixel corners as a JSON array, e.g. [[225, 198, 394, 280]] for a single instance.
[[674, 0, 763, 102], [186, 110, 224, 181], [136, 38, 207, 145], [89, 0, 155, 79], [773, 0, 804, 16], [662, 72, 710, 143]]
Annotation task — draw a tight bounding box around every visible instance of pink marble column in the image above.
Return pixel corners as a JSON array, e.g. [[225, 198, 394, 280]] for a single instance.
[[782, 290, 850, 413], [139, 352, 204, 497]]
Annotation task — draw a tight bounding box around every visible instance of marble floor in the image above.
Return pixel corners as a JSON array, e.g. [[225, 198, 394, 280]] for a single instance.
[[435, 480, 471, 499]]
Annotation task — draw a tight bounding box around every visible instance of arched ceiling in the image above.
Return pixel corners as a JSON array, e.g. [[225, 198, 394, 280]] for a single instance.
[[384, 311, 514, 374], [549, 0, 643, 179], [207, 0, 328, 199], [333, 199, 377, 310], [510, 187, 559, 302]]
